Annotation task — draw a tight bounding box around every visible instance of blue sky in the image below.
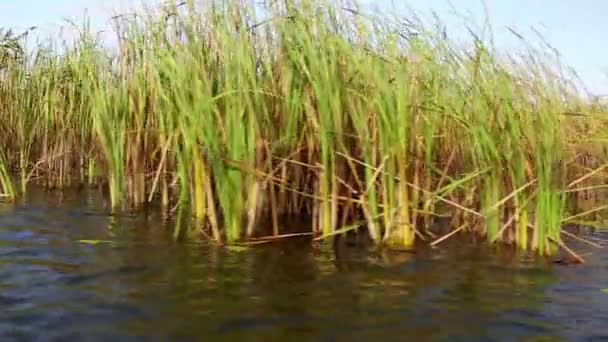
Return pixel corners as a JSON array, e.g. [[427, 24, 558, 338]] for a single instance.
[[1, 0, 606, 95]]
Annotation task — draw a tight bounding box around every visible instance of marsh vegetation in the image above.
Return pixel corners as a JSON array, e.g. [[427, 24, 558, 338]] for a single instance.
[[0, 0, 606, 258]]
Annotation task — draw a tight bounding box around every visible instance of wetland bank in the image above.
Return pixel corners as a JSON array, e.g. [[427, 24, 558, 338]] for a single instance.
[[1, 0, 608, 340], [0, 0, 607, 259]]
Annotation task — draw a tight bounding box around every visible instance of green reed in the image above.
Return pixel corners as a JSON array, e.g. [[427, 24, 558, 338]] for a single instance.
[[0, 0, 606, 255]]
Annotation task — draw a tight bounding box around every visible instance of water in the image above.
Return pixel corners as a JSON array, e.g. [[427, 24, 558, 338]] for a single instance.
[[1, 188, 608, 341]]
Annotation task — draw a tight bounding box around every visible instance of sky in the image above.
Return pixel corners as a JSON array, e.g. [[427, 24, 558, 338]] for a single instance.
[[0, 0, 606, 95]]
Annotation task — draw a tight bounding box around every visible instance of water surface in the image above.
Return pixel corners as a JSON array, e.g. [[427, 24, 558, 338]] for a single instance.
[[1, 188, 607, 341]]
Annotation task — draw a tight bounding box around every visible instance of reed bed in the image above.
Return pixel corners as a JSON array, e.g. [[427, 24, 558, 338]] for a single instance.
[[0, 0, 606, 256]]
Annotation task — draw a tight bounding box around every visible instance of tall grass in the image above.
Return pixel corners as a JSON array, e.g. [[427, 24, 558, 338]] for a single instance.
[[0, 0, 606, 255]]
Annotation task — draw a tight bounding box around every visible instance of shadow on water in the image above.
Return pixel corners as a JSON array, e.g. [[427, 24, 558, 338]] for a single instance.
[[0, 186, 607, 340]]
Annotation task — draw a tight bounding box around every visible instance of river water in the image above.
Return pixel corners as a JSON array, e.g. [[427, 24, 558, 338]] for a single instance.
[[0, 187, 607, 341]]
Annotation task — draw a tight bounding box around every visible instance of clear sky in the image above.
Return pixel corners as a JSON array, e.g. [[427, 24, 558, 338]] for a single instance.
[[1, 0, 606, 95]]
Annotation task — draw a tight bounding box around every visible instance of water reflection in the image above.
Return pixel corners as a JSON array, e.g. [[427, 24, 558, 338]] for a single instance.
[[0, 187, 607, 340]]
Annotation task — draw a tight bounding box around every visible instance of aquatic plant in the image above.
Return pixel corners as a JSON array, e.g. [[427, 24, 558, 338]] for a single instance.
[[0, 0, 606, 257]]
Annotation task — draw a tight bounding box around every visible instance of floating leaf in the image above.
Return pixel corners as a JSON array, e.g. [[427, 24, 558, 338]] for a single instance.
[[225, 245, 250, 253], [602, 289, 608, 294], [78, 239, 114, 246]]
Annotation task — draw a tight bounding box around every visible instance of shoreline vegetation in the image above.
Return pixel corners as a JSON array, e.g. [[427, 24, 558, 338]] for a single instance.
[[0, 0, 606, 259]]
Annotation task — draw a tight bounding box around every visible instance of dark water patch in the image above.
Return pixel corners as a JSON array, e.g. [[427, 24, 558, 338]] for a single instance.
[[61, 265, 149, 285], [0, 295, 27, 306], [0, 248, 32, 258], [215, 315, 315, 335]]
